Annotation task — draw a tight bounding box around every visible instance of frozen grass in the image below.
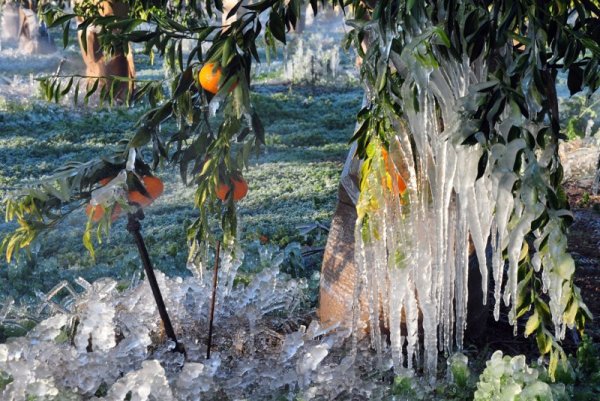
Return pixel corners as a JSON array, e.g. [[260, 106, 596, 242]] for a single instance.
[[0, 83, 362, 307]]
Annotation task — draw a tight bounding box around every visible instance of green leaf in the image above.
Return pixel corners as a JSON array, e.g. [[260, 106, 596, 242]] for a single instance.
[[226, 0, 244, 20], [130, 127, 152, 148], [60, 77, 74, 96], [83, 224, 95, 260], [476, 150, 488, 180], [548, 350, 559, 380], [268, 10, 286, 44], [536, 329, 552, 354], [564, 298, 579, 327], [525, 310, 540, 336], [173, 66, 194, 98], [244, 0, 278, 12], [49, 13, 76, 28], [567, 65, 584, 95], [62, 22, 70, 49], [73, 80, 82, 105], [432, 26, 450, 48], [5, 234, 20, 263], [251, 110, 265, 144], [84, 79, 99, 103], [556, 254, 575, 280]]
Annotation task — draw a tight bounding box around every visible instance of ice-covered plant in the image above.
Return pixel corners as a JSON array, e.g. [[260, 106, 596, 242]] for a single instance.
[[474, 351, 567, 401], [348, 0, 597, 377], [284, 33, 341, 84], [1, 0, 599, 381]]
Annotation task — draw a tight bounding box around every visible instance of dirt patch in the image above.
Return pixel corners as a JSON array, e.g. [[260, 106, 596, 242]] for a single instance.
[[565, 180, 600, 343]]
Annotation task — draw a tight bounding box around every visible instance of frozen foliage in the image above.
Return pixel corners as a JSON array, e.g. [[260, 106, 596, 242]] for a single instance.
[[473, 351, 567, 401], [355, 20, 582, 377], [356, 51, 493, 376], [0, 245, 399, 400]]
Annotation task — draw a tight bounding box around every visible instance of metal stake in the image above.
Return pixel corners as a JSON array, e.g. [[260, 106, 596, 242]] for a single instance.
[[126, 210, 185, 355], [206, 240, 221, 359]]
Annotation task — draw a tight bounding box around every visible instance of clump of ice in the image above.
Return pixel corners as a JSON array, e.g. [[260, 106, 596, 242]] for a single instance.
[[0, 245, 398, 400]]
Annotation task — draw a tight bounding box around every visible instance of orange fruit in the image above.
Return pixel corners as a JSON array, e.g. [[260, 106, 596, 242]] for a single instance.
[[381, 148, 407, 195], [199, 62, 222, 94], [86, 203, 122, 222], [86, 204, 105, 222], [128, 190, 152, 207], [128, 175, 164, 207], [216, 182, 230, 201], [142, 175, 164, 199], [98, 176, 115, 186], [216, 176, 248, 202], [231, 177, 248, 201]]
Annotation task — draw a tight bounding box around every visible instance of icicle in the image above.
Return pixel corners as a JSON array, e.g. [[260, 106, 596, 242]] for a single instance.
[[454, 204, 469, 349], [491, 223, 503, 321]]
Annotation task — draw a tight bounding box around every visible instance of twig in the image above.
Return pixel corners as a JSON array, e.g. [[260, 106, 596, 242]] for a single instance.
[[301, 247, 325, 257], [207, 240, 221, 359], [54, 58, 66, 77]]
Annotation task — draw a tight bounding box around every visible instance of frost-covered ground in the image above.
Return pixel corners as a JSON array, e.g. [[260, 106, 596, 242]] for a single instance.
[[0, 247, 394, 400]]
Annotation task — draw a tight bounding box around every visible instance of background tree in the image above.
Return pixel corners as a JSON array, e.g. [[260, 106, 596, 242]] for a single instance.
[[2, 0, 600, 378]]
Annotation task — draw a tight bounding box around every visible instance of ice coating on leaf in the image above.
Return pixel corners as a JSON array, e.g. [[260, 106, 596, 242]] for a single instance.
[[473, 350, 566, 401], [103, 360, 175, 401], [74, 280, 117, 353], [355, 19, 576, 377], [355, 51, 487, 376], [126, 148, 136, 172], [90, 170, 127, 206]]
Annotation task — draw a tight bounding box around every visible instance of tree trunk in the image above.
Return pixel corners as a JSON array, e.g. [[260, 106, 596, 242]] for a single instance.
[[0, 3, 20, 48], [76, 1, 135, 102], [0, 2, 55, 54], [318, 149, 489, 341], [318, 180, 369, 333]]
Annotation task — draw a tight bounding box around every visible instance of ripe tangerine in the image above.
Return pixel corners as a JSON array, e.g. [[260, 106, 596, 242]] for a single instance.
[[381, 148, 407, 195], [86, 204, 122, 222], [85, 204, 105, 223], [216, 177, 248, 202], [98, 176, 115, 186], [128, 175, 164, 207], [198, 62, 222, 94]]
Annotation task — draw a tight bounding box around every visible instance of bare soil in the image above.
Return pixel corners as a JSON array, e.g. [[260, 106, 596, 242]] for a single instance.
[[565, 179, 600, 343]]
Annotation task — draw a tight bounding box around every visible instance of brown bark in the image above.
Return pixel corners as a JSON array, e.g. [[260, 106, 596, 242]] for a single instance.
[[76, 1, 135, 102], [12, 4, 55, 54], [318, 183, 369, 332]]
